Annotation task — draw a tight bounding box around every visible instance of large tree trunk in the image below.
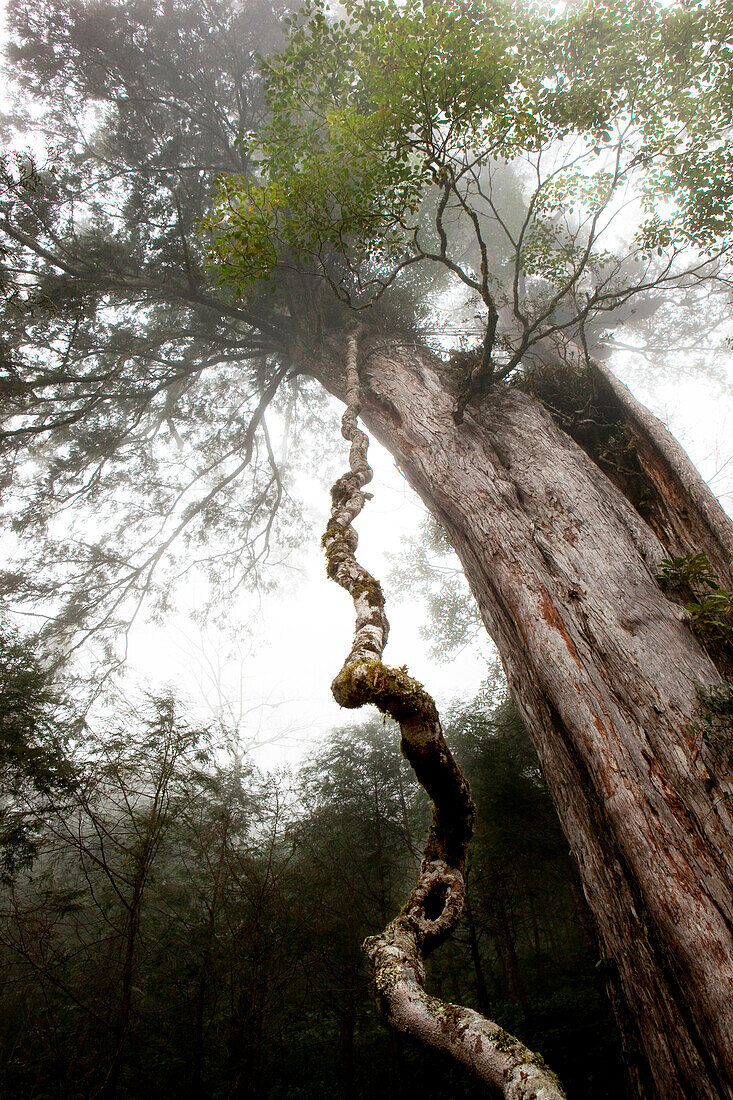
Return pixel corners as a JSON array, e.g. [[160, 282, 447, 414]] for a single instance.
[[312, 334, 733, 1099]]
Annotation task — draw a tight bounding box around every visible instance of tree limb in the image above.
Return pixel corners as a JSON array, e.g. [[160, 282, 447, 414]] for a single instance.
[[322, 330, 565, 1099]]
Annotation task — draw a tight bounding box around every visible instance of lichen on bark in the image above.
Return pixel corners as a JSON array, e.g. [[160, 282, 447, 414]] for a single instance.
[[322, 329, 566, 1098]]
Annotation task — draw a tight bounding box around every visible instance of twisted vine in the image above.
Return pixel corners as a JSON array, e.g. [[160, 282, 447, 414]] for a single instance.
[[322, 331, 566, 1099]]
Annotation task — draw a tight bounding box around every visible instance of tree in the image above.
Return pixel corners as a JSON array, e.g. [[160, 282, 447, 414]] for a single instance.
[[0, 620, 75, 878], [207, 2, 733, 1094], [0, 0, 298, 664], [62, 696, 210, 1098], [295, 718, 429, 1098], [2, 0, 733, 1095], [0, 692, 215, 1097]]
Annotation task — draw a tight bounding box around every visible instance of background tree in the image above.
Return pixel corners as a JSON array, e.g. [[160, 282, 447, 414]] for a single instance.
[[0, 620, 76, 879], [0, 676, 628, 1098], [294, 720, 429, 1097], [0, 0, 304, 664]]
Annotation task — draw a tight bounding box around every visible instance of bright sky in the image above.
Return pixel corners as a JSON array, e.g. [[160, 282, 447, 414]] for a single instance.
[[124, 418, 494, 771]]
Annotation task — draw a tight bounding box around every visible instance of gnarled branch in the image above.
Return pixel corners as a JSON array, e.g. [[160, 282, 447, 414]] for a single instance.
[[322, 330, 565, 1099]]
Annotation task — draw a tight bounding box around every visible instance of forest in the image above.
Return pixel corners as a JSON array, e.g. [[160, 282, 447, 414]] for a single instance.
[[1, 0, 733, 1096], [0, 637, 624, 1098]]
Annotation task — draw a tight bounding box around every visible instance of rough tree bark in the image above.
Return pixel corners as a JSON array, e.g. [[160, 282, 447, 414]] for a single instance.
[[312, 332, 733, 1100], [322, 332, 565, 1099]]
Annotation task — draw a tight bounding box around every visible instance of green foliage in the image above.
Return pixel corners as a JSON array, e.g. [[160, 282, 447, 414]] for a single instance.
[[656, 551, 720, 592], [656, 552, 733, 660], [205, 0, 517, 293], [0, 622, 75, 879], [207, 0, 733, 307], [635, 0, 733, 255], [683, 590, 733, 652]]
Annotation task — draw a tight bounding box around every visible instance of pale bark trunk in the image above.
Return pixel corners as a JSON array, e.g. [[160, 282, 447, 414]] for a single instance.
[[313, 335, 733, 1099]]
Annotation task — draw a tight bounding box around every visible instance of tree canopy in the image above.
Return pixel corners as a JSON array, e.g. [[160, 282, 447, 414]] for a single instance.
[[207, 0, 733, 401], [0, 0, 317, 666]]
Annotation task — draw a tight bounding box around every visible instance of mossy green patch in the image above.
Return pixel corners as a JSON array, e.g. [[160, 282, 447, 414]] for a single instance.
[[530, 1051, 566, 1095], [332, 659, 438, 724], [493, 1026, 520, 1054]]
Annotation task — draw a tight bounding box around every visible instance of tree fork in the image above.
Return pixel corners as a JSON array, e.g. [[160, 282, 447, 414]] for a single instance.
[[588, 359, 733, 589], [522, 345, 733, 588], [322, 330, 565, 1099]]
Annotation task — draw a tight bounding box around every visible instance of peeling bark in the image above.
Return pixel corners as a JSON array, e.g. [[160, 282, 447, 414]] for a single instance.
[[312, 332, 733, 1099], [322, 331, 565, 1099]]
